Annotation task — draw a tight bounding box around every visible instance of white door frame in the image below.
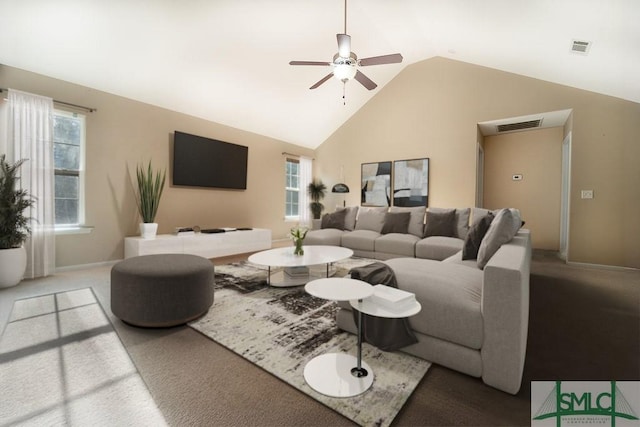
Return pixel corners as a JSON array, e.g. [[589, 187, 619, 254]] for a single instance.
[[559, 132, 572, 260], [476, 142, 484, 207]]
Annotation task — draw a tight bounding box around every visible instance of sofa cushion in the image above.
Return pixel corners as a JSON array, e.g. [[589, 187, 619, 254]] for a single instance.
[[384, 258, 484, 349], [389, 206, 426, 238], [339, 206, 359, 231], [355, 207, 387, 233], [455, 208, 471, 239], [375, 233, 420, 257], [321, 209, 347, 229], [462, 211, 494, 260], [381, 212, 411, 234], [477, 208, 517, 269], [443, 251, 482, 270], [471, 207, 491, 225], [424, 208, 457, 237], [341, 229, 381, 252], [415, 236, 464, 260], [304, 228, 346, 246]]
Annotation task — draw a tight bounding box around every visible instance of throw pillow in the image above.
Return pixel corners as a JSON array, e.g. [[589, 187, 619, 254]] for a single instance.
[[429, 207, 470, 239], [509, 208, 523, 235], [462, 212, 494, 260], [355, 207, 387, 233], [320, 209, 347, 229], [389, 206, 426, 237], [477, 209, 517, 269], [423, 208, 457, 237], [381, 212, 411, 234]]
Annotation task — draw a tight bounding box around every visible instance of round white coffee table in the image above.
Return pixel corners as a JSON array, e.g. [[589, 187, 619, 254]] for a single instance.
[[303, 278, 374, 397], [248, 245, 353, 287]]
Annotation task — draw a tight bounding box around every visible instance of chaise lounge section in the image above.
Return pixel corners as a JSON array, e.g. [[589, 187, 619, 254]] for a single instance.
[[306, 206, 531, 394]]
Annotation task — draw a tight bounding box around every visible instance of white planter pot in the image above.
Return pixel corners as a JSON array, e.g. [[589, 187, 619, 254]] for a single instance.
[[140, 222, 158, 239], [0, 246, 27, 288]]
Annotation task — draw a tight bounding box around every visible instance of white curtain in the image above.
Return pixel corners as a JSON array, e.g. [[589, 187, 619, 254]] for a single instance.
[[299, 156, 313, 226], [8, 89, 56, 278]]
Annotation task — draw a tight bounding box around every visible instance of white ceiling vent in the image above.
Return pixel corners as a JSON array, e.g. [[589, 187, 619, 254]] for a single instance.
[[571, 39, 591, 54], [496, 119, 543, 133]]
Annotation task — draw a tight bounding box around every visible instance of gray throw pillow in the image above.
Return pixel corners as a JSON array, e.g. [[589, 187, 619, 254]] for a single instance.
[[424, 209, 457, 237], [429, 207, 470, 239], [390, 206, 426, 237], [381, 212, 411, 234], [320, 209, 347, 229], [355, 207, 387, 233], [477, 209, 517, 269], [462, 212, 494, 260]]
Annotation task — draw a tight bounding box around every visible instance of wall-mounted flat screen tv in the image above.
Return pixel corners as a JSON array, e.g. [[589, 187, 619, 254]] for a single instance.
[[173, 131, 248, 190]]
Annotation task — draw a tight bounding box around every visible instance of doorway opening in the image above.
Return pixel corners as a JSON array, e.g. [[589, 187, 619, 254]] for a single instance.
[[477, 109, 573, 260]]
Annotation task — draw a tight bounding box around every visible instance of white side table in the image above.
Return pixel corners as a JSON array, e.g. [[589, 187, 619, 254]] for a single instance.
[[304, 278, 374, 397]]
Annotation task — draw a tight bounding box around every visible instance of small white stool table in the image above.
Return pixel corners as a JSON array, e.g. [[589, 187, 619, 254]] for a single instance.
[[304, 278, 374, 397]]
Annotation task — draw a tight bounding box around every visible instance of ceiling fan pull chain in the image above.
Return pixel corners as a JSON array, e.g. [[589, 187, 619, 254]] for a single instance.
[[343, 82, 347, 105]]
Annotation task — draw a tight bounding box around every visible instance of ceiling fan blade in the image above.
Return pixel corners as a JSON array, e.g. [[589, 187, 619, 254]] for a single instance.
[[354, 71, 377, 90], [310, 73, 334, 90], [359, 53, 403, 67], [289, 61, 332, 66], [337, 33, 351, 58]]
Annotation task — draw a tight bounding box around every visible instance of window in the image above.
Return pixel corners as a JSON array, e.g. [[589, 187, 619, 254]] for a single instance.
[[285, 158, 299, 219], [53, 110, 85, 227]]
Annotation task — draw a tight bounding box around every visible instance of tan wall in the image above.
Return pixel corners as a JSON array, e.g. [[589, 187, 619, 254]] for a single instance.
[[315, 57, 640, 269], [484, 127, 563, 250], [0, 65, 313, 267]]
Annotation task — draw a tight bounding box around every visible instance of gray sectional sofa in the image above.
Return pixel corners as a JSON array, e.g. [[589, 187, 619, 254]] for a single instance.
[[306, 206, 531, 394]]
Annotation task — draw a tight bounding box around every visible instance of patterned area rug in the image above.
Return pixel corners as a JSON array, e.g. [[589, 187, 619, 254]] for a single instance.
[[189, 258, 431, 427], [0, 288, 166, 426]]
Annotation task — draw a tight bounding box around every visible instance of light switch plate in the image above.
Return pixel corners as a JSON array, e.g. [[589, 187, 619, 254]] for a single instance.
[[581, 190, 594, 199]]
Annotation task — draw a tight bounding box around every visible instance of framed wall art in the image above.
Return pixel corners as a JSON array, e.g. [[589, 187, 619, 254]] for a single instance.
[[361, 161, 392, 206], [393, 158, 429, 207]]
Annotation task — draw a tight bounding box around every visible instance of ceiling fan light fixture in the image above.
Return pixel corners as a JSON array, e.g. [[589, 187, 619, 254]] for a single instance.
[[333, 63, 357, 81]]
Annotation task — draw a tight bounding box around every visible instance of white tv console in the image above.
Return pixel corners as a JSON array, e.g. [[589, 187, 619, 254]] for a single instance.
[[124, 228, 272, 259]]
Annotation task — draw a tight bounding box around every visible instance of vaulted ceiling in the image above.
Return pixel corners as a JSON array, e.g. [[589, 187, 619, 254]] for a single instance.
[[1, 0, 638, 148]]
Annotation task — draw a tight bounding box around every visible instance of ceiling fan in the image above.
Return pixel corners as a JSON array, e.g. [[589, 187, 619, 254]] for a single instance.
[[289, 0, 403, 92]]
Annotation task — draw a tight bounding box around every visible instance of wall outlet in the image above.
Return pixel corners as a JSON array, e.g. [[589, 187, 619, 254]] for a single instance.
[[512, 174, 523, 181], [581, 190, 594, 199]]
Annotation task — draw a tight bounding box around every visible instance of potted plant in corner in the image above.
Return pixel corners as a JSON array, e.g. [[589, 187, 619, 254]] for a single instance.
[[0, 155, 35, 288], [135, 160, 166, 239], [307, 179, 327, 220]]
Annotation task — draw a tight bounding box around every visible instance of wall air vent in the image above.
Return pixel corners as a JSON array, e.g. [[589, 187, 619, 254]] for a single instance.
[[571, 40, 591, 54], [496, 119, 543, 133]]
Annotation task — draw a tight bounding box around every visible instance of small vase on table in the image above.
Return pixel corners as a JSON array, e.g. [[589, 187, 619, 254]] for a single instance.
[[290, 226, 308, 256]]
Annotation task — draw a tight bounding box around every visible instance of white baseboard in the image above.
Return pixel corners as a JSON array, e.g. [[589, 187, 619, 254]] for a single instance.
[[56, 259, 120, 273], [566, 261, 639, 272]]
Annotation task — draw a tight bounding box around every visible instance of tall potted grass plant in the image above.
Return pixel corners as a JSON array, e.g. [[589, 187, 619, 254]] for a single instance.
[[0, 155, 34, 288], [135, 161, 166, 239]]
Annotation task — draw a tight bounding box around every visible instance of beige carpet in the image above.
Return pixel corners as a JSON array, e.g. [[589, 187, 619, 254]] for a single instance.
[[0, 288, 166, 426]]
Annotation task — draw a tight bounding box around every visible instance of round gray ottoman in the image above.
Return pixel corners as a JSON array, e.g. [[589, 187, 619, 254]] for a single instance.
[[111, 254, 215, 327]]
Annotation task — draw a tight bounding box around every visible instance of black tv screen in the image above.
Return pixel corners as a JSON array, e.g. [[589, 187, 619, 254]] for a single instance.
[[173, 131, 248, 190]]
